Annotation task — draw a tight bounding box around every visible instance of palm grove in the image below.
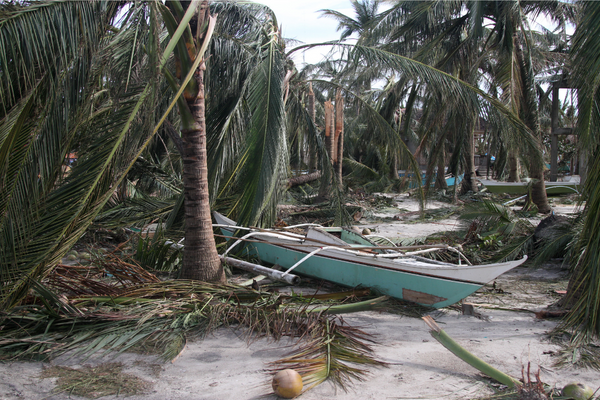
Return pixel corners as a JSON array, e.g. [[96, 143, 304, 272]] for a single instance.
[[1, 0, 600, 355]]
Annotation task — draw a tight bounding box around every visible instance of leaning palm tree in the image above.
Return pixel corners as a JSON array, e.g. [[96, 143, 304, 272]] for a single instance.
[[0, 0, 144, 308], [0, 0, 290, 307]]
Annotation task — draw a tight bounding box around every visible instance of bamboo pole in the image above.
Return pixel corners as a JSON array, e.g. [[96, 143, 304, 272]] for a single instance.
[[220, 256, 301, 285]]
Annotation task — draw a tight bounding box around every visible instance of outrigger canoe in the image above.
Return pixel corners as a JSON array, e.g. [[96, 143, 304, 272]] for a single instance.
[[479, 178, 581, 195], [213, 212, 527, 308]]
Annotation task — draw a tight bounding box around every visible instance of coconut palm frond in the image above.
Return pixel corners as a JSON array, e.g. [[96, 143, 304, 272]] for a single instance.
[[533, 217, 580, 267], [269, 317, 387, 393], [459, 199, 514, 224], [95, 194, 178, 230], [560, 152, 600, 341], [493, 231, 535, 264], [0, 0, 204, 310], [134, 236, 183, 273], [1, 258, 384, 364], [458, 199, 534, 263], [550, 334, 600, 370], [228, 22, 288, 228], [0, 0, 119, 113], [558, 0, 600, 340], [0, 83, 151, 310], [343, 158, 380, 181]]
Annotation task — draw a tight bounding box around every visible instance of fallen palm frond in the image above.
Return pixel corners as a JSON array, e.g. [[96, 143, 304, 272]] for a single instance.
[[549, 330, 600, 370], [458, 199, 535, 264], [133, 234, 183, 273], [269, 317, 387, 393], [423, 316, 521, 388], [0, 258, 389, 377]]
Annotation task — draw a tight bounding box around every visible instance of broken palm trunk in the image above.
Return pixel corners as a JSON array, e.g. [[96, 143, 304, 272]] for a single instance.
[[308, 83, 318, 173], [318, 93, 344, 195], [422, 316, 520, 388], [287, 171, 322, 188], [335, 89, 344, 189], [318, 100, 335, 198]]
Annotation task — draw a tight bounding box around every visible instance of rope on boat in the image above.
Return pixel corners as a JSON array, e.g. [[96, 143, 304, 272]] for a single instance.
[[281, 244, 472, 276]]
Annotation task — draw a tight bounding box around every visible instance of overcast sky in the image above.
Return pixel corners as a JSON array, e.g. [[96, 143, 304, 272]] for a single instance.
[[255, 1, 355, 65], [250, 1, 571, 69]]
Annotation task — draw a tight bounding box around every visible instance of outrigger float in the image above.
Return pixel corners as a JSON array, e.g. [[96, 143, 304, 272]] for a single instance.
[[213, 212, 527, 308]]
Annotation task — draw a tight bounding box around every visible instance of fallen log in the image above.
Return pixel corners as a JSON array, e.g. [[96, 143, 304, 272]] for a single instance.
[[287, 171, 322, 188], [219, 255, 301, 286]]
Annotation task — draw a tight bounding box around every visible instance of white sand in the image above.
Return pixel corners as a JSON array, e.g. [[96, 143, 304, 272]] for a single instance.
[[1, 196, 597, 400]]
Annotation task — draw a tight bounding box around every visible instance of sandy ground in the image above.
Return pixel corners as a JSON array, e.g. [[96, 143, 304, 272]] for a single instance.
[[1, 195, 597, 400]]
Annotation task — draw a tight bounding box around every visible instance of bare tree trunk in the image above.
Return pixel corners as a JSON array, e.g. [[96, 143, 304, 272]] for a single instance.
[[390, 153, 400, 180], [325, 100, 334, 161], [287, 171, 322, 188], [179, 3, 225, 282]]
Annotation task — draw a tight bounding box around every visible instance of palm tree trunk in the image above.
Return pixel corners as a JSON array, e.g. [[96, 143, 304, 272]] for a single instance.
[[515, 37, 551, 213], [390, 153, 400, 180], [318, 100, 335, 198], [179, 64, 224, 282], [435, 150, 447, 190], [460, 122, 478, 194], [507, 150, 520, 182], [308, 83, 318, 173], [180, 63, 225, 282], [177, 2, 225, 282]]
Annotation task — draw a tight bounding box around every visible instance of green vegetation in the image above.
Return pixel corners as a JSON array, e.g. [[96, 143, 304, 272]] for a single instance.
[[2, 0, 600, 395]]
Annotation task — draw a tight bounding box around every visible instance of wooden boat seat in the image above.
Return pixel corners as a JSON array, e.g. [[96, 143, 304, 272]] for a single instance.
[[305, 227, 348, 246]]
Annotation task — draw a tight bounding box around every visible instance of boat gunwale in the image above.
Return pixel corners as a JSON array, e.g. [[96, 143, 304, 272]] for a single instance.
[[241, 234, 524, 286]]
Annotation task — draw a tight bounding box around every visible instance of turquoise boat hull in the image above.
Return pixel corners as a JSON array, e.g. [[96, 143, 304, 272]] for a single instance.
[[214, 213, 525, 308], [235, 240, 481, 309]]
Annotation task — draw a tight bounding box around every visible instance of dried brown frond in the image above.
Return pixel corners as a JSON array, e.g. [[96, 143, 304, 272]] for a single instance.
[[42, 254, 161, 300], [45, 264, 120, 297], [41, 362, 150, 398], [100, 253, 161, 285]]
